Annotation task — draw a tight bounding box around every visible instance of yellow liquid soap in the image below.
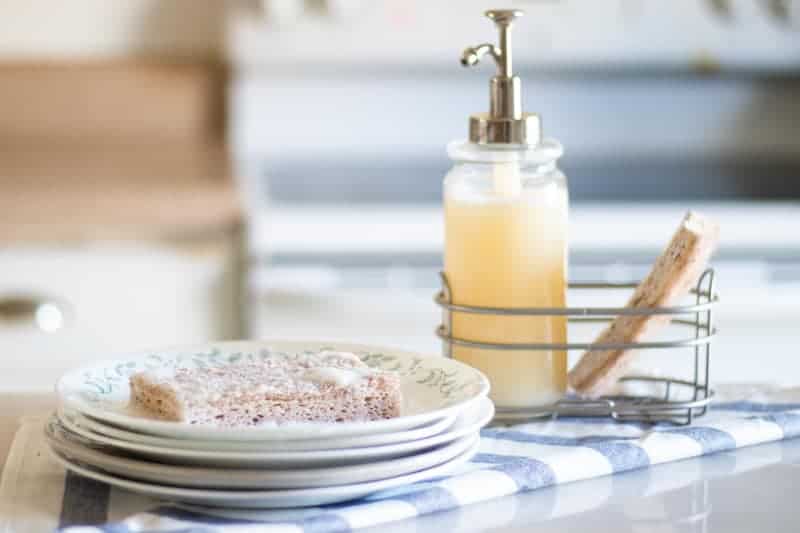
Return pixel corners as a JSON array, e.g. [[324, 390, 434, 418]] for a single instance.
[[444, 163, 568, 408]]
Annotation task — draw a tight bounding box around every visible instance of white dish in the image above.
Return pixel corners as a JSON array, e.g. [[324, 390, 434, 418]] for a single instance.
[[49, 440, 480, 508], [72, 409, 458, 452], [46, 418, 479, 489], [57, 341, 490, 441], [57, 398, 494, 468]]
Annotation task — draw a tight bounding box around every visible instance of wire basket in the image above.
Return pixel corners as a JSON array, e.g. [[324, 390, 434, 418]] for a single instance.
[[435, 268, 718, 425]]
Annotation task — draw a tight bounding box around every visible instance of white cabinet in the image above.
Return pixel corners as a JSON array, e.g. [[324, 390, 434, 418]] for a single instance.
[[0, 144, 244, 392], [0, 235, 242, 392]]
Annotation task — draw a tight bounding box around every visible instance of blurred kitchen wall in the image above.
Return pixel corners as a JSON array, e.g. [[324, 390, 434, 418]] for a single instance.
[[229, 0, 800, 204], [0, 0, 796, 388], [0, 0, 226, 59]]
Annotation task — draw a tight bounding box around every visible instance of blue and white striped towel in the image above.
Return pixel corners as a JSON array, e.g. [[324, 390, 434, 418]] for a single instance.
[[2, 384, 800, 533]]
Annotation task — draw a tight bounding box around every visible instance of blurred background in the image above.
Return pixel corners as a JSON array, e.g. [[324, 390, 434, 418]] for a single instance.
[[1, 0, 798, 392]]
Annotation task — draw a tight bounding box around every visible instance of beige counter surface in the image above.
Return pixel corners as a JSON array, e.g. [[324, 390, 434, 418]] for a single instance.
[[0, 393, 53, 473]]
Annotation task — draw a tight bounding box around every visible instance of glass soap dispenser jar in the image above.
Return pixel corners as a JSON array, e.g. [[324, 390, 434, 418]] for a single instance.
[[443, 9, 569, 413]]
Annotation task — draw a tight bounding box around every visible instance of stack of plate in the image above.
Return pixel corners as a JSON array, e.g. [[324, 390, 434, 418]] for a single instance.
[[48, 341, 492, 508]]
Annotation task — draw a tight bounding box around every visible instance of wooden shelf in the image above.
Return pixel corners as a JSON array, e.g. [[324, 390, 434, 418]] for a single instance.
[[0, 143, 241, 242]]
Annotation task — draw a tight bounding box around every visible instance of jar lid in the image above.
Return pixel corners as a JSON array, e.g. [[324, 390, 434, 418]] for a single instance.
[[447, 138, 563, 164]]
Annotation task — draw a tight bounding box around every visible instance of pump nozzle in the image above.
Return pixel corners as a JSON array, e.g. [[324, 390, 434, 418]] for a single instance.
[[460, 43, 499, 68], [460, 9, 540, 146]]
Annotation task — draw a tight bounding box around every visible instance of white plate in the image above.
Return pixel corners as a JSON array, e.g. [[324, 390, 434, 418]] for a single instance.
[[49, 440, 479, 508], [57, 341, 490, 441], [72, 409, 458, 452], [46, 418, 479, 489], [57, 398, 494, 468]]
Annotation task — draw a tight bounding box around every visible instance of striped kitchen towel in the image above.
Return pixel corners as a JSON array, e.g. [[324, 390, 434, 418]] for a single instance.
[[2, 384, 800, 533]]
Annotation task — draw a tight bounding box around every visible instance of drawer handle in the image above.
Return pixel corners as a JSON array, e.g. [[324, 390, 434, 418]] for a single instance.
[[0, 295, 66, 333]]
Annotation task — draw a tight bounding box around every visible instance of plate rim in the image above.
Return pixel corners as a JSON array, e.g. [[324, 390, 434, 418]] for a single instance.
[[56, 398, 494, 466], [46, 419, 479, 489], [57, 340, 490, 441], [48, 439, 480, 508], [71, 408, 460, 452]]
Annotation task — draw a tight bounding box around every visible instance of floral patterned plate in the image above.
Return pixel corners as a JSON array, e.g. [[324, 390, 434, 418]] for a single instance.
[[57, 341, 490, 441]]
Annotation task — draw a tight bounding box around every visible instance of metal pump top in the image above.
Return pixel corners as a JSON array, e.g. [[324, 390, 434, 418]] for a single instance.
[[460, 9, 541, 146]]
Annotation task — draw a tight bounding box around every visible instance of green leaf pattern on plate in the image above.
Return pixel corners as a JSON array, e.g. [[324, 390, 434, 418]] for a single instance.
[[78, 347, 484, 404]]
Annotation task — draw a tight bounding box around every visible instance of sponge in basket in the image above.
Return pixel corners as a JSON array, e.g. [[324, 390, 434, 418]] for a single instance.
[[568, 212, 720, 398]]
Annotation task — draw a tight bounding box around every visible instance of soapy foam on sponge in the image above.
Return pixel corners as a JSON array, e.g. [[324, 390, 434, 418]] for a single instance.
[[129, 351, 402, 427]]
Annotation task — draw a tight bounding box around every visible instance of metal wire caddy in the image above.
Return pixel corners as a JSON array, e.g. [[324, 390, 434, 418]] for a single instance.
[[435, 268, 718, 425]]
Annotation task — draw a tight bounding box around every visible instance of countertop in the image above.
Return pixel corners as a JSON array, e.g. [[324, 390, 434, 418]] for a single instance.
[[251, 202, 800, 256], [0, 393, 797, 532], [251, 201, 799, 388]]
